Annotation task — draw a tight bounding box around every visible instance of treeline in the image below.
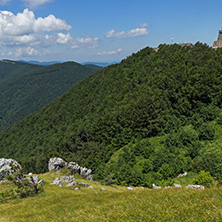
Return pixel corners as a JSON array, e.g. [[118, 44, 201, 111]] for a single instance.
[[0, 43, 222, 186]]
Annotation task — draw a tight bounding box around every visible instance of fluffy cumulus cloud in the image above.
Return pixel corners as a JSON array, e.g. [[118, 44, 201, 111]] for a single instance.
[[22, 0, 53, 9], [106, 23, 150, 38], [97, 48, 122, 55], [0, 9, 71, 46], [0, 8, 100, 58]]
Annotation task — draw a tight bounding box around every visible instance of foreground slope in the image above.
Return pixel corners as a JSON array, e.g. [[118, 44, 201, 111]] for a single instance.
[[0, 43, 222, 186], [0, 61, 96, 130], [0, 171, 222, 222]]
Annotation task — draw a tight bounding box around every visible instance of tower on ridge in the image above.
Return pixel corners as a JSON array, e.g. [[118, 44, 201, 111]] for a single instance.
[[213, 28, 222, 49]]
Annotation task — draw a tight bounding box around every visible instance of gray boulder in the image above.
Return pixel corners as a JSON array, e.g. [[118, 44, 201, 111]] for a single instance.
[[80, 167, 93, 180], [51, 178, 63, 187], [48, 157, 67, 171], [67, 162, 93, 180], [66, 181, 77, 187], [67, 162, 81, 174], [0, 158, 21, 178], [26, 176, 39, 184], [60, 176, 74, 183]]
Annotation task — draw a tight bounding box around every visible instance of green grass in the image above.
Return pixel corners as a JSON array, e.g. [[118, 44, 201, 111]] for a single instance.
[[0, 172, 222, 221]]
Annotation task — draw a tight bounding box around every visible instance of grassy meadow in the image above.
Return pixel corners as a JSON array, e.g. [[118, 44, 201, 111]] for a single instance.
[[0, 171, 222, 222]]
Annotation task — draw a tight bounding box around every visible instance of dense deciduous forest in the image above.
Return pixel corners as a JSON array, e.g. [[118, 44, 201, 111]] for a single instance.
[[0, 61, 96, 131], [1, 43, 222, 186]]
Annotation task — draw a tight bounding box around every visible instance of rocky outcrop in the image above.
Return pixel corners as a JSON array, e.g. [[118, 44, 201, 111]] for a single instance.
[[48, 157, 93, 180], [50, 175, 76, 187], [0, 158, 21, 178], [48, 157, 67, 171]]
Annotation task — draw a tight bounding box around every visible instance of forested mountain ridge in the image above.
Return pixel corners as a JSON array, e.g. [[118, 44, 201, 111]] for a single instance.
[[0, 43, 222, 187], [0, 60, 42, 84], [0, 61, 97, 131]]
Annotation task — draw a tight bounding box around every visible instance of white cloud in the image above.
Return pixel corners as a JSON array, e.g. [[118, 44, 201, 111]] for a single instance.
[[15, 47, 40, 57], [71, 36, 99, 49], [56, 33, 72, 44], [97, 48, 122, 55], [22, 0, 53, 9], [0, 9, 71, 46], [105, 23, 150, 38], [56, 33, 99, 49]]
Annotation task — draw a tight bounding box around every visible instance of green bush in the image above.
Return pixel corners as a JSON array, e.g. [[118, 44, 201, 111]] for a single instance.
[[193, 170, 214, 188]]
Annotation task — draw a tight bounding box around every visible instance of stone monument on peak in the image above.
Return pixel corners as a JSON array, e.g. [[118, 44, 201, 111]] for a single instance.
[[213, 28, 222, 49]]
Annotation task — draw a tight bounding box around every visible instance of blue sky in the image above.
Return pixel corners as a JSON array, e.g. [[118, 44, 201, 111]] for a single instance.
[[0, 0, 221, 63]]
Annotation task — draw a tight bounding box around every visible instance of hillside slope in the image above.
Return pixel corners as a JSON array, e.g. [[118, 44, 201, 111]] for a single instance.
[[0, 171, 222, 221], [0, 60, 42, 84], [0, 43, 222, 186], [0, 61, 96, 130]]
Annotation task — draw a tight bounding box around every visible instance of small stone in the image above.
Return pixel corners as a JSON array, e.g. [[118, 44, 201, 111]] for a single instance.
[[127, 187, 134, 190], [174, 184, 182, 188], [28, 173, 33, 176], [101, 187, 107, 191], [88, 185, 93, 189], [51, 178, 63, 187], [38, 180, 44, 185], [186, 185, 204, 189], [66, 181, 77, 187], [152, 183, 161, 189]]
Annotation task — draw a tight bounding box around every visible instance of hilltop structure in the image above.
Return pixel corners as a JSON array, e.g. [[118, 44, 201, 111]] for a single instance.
[[213, 28, 222, 49]]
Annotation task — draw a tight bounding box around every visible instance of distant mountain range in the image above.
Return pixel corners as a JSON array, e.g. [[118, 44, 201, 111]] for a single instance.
[[18, 60, 62, 66], [18, 60, 118, 67]]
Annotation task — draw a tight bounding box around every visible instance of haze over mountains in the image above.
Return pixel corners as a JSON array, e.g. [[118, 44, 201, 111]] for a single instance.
[[0, 60, 98, 131], [0, 43, 222, 187]]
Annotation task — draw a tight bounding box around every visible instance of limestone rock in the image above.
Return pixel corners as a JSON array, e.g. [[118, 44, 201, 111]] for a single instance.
[[127, 187, 134, 190], [186, 185, 204, 190], [101, 187, 107, 191], [66, 181, 77, 187], [67, 162, 81, 174], [177, 172, 187, 178], [152, 183, 161, 189], [51, 178, 63, 187], [174, 184, 182, 188], [38, 180, 44, 185], [49, 158, 93, 181], [60, 176, 74, 183], [0, 158, 21, 178], [68, 162, 93, 180], [48, 157, 67, 171], [80, 167, 93, 180]]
